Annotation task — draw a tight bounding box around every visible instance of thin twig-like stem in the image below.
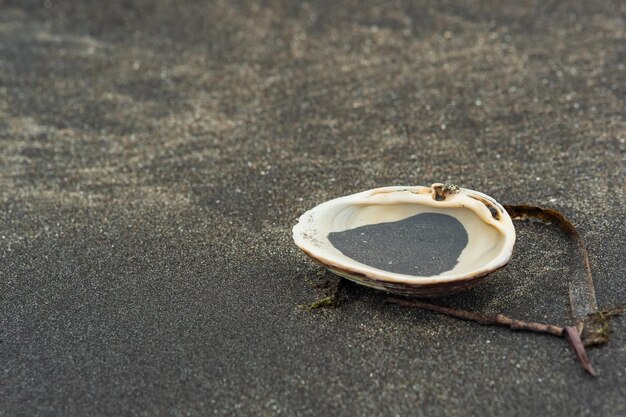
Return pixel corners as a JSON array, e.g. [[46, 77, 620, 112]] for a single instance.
[[387, 297, 564, 337]]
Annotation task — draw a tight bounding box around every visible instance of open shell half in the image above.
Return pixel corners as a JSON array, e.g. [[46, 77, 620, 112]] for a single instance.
[[293, 183, 516, 297]]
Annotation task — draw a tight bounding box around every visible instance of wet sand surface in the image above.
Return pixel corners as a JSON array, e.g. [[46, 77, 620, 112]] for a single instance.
[[1, 1, 625, 416]]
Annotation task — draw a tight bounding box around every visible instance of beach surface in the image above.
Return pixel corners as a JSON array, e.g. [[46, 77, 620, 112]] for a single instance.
[[1, 1, 625, 415]]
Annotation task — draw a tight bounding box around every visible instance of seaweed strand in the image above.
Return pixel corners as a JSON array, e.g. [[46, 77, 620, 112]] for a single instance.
[[388, 204, 621, 376]]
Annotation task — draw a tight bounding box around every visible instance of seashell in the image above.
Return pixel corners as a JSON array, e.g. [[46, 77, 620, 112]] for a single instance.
[[293, 183, 516, 297]]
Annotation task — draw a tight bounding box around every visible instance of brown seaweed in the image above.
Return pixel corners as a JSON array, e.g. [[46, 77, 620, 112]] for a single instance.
[[387, 204, 621, 376]]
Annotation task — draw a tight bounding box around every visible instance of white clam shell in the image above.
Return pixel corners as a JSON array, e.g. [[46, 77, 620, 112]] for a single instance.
[[293, 184, 516, 297]]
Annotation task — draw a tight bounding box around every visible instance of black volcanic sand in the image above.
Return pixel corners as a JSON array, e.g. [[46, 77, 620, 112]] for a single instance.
[[1, 1, 625, 416], [328, 213, 468, 276]]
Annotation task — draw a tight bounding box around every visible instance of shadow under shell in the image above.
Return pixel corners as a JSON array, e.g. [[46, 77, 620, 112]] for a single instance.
[[327, 213, 469, 276]]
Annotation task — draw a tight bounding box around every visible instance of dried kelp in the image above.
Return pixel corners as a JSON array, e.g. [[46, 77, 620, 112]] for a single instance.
[[389, 204, 622, 376]]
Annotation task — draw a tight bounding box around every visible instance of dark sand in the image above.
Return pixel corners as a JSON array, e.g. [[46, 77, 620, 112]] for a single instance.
[[329, 213, 468, 276], [1, 1, 625, 416]]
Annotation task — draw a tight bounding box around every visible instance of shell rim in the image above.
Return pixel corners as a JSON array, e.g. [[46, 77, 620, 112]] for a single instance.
[[292, 185, 516, 286]]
